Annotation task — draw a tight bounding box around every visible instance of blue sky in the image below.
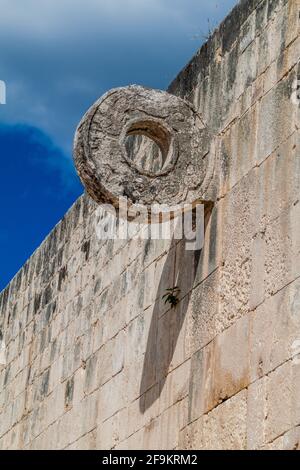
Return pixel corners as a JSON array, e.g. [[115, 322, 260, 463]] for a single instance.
[[0, 0, 238, 291]]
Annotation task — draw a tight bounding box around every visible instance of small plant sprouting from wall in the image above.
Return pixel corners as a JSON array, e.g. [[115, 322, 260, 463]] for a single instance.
[[162, 287, 181, 309]]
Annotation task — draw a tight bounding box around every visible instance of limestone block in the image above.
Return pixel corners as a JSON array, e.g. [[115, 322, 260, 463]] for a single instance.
[[97, 372, 126, 422], [209, 314, 250, 406], [276, 36, 300, 88], [0, 0, 299, 452], [44, 383, 65, 428], [125, 311, 152, 367], [174, 239, 201, 302], [141, 236, 175, 271], [194, 202, 222, 286], [181, 390, 247, 450], [80, 391, 99, 437], [219, 104, 258, 195], [126, 384, 159, 439], [256, 72, 296, 166], [251, 74, 265, 109], [158, 360, 190, 415], [284, 0, 300, 48], [221, 167, 258, 261], [81, 326, 94, 362], [264, 426, 300, 450], [91, 320, 103, 354], [127, 353, 154, 404], [72, 368, 85, 408], [265, 361, 292, 442], [67, 430, 96, 450], [202, 390, 247, 450], [141, 416, 161, 450], [61, 348, 76, 383], [239, 11, 256, 53], [235, 37, 258, 100], [219, 257, 252, 331], [142, 247, 176, 314], [168, 296, 190, 372], [11, 392, 25, 427], [159, 399, 185, 450], [185, 269, 220, 357], [0, 404, 12, 439], [188, 313, 250, 423], [59, 392, 98, 449], [257, 3, 287, 76], [100, 297, 127, 346], [179, 416, 204, 450], [254, 132, 299, 230], [100, 331, 125, 386], [250, 279, 300, 382], [115, 428, 144, 450], [3, 424, 21, 450], [250, 233, 265, 310], [258, 359, 300, 445], [264, 203, 300, 297]]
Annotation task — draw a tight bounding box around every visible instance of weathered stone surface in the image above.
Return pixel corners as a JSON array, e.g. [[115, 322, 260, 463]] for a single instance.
[[74, 86, 216, 219], [263, 426, 300, 450], [187, 313, 251, 423], [265, 361, 298, 443], [250, 278, 300, 382], [0, 0, 299, 451]]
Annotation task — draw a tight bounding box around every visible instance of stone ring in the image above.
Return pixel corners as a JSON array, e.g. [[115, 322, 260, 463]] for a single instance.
[[74, 85, 215, 219]]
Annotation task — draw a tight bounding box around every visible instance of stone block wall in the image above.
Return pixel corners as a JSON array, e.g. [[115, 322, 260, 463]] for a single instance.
[[0, 0, 299, 449]]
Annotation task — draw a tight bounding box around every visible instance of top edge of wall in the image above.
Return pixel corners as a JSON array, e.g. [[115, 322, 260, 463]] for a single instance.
[[167, 0, 262, 98]]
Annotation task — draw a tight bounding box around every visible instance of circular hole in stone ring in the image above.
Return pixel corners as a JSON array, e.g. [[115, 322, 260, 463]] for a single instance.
[[120, 118, 178, 178]]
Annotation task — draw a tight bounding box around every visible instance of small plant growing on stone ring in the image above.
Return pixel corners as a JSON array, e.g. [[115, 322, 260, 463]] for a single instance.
[[162, 287, 180, 308]]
